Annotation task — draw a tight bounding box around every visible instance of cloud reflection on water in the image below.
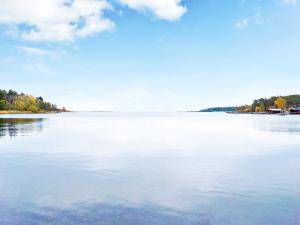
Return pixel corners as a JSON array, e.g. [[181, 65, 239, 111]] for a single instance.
[[0, 113, 300, 225]]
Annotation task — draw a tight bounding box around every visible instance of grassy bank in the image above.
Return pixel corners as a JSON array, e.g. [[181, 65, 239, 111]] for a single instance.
[[0, 110, 61, 114]]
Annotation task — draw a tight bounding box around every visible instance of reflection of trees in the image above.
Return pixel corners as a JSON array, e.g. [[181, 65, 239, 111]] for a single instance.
[[0, 118, 44, 138]]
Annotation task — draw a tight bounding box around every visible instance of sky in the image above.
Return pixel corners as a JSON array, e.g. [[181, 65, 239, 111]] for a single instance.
[[0, 0, 299, 111]]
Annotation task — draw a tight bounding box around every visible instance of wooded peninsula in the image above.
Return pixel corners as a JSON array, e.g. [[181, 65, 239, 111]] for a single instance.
[[200, 95, 300, 114], [0, 89, 65, 113]]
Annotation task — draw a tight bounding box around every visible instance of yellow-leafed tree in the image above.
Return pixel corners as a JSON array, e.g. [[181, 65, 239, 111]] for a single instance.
[[275, 97, 286, 109], [14, 95, 38, 112], [255, 106, 262, 112]]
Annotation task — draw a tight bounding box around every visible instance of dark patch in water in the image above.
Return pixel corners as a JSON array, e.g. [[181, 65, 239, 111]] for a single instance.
[[0, 203, 211, 225], [255, 120, 300, 133]]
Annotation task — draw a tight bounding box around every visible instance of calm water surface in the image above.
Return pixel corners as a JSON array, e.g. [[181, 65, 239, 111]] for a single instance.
[[0, 112, 300, 225]]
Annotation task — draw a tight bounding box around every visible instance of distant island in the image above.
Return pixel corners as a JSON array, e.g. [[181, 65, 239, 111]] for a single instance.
[[200, 95, 300, 114], [0, 89, 66, 114], [199, 107, 237, 112]]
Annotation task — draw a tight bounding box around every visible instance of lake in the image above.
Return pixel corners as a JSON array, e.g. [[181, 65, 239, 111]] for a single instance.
[[0, 112, 300, 225]]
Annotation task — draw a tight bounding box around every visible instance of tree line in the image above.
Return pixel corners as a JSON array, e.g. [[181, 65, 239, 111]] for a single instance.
[[199, 107, 236, 112], [0, 89, 59, 113], [199, 95, 300, 113], [237, 95, 300, 113]]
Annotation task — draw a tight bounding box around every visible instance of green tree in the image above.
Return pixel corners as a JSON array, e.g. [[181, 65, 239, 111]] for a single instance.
[[0, 89, 60, 112], [0, 90, 7, 100], [260, 102, 265, 112], [0, 100, 7, 110]]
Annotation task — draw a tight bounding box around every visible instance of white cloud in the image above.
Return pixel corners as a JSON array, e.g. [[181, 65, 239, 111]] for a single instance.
[[17, 45, 59, 58], [0, 0, 187, 42], [0, 0, 115, 42], [235, 10, 265, 30], [118, 0, 187, 21], [281, 0, 298, 5], [235, 18, 249, 29]]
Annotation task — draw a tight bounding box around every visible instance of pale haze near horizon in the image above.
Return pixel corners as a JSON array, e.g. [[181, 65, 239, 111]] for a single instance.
[[0, 0, 299, 111]]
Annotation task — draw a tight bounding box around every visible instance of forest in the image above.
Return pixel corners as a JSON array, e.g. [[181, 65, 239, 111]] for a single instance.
[[237, 95, 300, 113], [200, 95, 300, 113], [0, 89, 59, 113]]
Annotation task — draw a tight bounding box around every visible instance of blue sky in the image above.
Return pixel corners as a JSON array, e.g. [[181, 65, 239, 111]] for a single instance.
[[0, 0, 299, 111]]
